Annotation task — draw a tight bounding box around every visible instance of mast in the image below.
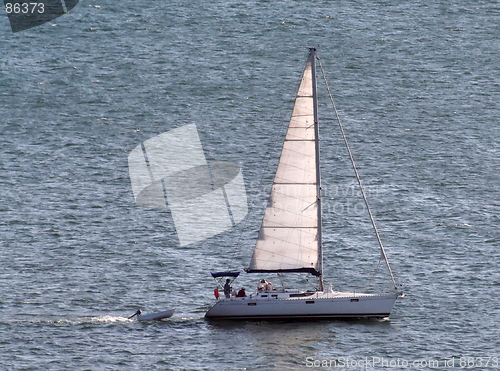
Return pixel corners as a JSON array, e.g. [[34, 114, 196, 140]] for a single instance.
[[310, 48, 324, 291]]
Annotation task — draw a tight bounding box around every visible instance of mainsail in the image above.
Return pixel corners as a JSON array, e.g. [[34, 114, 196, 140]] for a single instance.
[[247, 49, 322, 276]]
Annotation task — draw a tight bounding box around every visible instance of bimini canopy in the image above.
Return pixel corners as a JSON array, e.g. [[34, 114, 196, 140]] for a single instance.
[[210, 271, 240, 278]]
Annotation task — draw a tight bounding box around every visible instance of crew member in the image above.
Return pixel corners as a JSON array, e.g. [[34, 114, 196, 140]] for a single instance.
[[224, 278, 232, 298], [257, 279, 267, 292]]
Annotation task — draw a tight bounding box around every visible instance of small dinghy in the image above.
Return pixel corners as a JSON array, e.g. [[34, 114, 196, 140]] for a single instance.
[[128, 308, 175, 321]]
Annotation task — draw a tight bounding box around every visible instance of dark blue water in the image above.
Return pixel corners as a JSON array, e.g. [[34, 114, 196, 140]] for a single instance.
[[1, 1, 499, 370]]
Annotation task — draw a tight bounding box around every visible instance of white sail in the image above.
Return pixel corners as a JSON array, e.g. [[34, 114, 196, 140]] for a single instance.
[[247, 52, 321, 276]]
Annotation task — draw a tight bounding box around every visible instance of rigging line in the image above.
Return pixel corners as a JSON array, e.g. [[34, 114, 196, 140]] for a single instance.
[[361, 256, 383, 293], [317, 56, 398, 290]]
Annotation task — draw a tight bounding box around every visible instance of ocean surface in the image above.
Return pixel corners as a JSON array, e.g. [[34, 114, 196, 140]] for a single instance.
[[1, 1, 499, 370]]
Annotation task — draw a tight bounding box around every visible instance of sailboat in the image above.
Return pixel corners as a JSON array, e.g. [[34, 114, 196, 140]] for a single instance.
[[205, 48, 403, 320]]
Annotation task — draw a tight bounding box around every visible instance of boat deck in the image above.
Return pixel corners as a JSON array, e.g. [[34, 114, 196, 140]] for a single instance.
[[218, 290, 389, 302]]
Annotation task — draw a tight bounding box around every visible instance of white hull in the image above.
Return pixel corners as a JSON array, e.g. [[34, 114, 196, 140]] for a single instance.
[[137, 308, 175, 321], [205, 291, 401, 320]]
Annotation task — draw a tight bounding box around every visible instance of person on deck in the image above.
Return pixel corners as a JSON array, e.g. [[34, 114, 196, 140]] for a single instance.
[[224, 279, 232, 298], [257, 279, 267, 292], [257, 279, 275, 292], [236, 288, 246, 297]]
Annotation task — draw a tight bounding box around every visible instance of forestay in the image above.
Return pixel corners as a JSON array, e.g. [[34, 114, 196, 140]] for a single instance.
[[247, 51, 321, 276]]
